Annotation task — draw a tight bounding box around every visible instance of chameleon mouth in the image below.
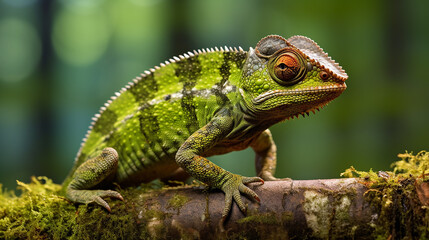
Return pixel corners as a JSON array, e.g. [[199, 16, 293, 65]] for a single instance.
[[253, 82, 347, 104]]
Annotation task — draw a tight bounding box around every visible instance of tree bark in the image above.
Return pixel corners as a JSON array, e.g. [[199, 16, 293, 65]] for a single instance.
[[145, 178, 374, 239], [1, 177, 428, 239]]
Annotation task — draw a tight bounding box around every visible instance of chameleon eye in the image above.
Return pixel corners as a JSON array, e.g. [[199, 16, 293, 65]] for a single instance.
[[269, 51, 307, 85], [273, 54, 299, 81], [319, 71, 330, 80]]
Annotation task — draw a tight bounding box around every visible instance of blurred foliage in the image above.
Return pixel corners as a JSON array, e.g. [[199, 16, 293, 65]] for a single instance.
[[1, 0, 428, 189]]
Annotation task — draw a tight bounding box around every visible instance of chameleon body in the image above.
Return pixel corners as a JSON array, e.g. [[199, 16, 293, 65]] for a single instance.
[[61, 35, 348, 220]]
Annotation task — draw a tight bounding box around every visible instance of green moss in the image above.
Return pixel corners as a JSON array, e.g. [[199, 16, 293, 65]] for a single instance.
[[281, 211, 294, 223], [0, 177, 76, 239], [73, 205, 139, 240], [237, 212, 280, 225], [393, 151, 429, 180], [342, 151, 429, 183], [167, 193, 189, 214], [0, 176, 173, 239], [333, 195, 352, 225], [342, 150, 429, 239]]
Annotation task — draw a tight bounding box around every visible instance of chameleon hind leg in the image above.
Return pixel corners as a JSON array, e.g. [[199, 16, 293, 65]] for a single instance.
[[66, 147, 123, 212], [251, 129, 291, 181]]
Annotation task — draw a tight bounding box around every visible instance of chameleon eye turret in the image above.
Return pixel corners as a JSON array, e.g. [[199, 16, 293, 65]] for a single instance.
[[269, 49, 308, 85]]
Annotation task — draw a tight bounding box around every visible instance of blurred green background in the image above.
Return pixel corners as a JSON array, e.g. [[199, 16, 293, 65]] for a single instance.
[[1, 0, 428, 190]]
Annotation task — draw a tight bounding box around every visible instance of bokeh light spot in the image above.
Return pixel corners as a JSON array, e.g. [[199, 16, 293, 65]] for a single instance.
[[52, 8, 111, 66], [0, 18, 41, 82]]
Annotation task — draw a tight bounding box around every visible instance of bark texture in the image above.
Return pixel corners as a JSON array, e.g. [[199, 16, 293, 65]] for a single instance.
[[1, 177, 428, 239], [146, 178, 373, 239]]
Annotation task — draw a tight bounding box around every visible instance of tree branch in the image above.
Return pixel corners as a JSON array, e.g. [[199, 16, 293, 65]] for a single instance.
[[1, 177, 428, 239], [147, 178, 373, 239]]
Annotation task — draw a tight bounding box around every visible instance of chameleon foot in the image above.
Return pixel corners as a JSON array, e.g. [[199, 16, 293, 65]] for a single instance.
[[67, 189, 124, 212], [219, 174, 264, 231], [259, 171, 292, 181], [65, 147, 122, 211]]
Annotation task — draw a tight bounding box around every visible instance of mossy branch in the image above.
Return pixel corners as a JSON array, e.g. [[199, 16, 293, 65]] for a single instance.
[[1, 151, 429, 239]]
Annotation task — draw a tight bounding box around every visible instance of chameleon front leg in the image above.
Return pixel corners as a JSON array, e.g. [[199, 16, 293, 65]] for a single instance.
[[251, 129, 287, 181], [176, 111, 263, 223], [66, 147, 123, 212]]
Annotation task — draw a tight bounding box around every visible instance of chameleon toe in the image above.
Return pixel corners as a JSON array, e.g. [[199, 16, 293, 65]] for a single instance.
[[93, 196, 111, 212], [242, 176, 264, 184], [103, 190, 124, 201], [238, 184, 260, 203], [222, 192, 234, 218], [232, 190, 247, 213]]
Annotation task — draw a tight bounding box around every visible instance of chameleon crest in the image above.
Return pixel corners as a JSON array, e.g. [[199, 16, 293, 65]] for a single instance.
[[61, 34, 348, 226]]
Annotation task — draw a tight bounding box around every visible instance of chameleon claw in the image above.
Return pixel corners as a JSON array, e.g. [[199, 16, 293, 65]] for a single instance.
[[110, 191, 124, 201], [94, 196, 112, 212], [117, 194, 124, 201], [254, 195, 261, 203]]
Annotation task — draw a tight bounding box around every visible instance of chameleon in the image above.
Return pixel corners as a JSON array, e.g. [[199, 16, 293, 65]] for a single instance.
[[61, 34, 348, 222]]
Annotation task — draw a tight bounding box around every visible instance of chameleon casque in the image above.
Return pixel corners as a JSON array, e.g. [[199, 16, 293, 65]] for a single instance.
[[61, 35, 348, 222]]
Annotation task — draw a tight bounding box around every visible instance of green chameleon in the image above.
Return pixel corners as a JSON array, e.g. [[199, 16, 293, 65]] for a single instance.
[[61, 35, 348, 222]]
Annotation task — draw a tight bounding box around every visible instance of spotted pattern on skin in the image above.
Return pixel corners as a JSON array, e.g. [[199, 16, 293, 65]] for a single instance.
[[129, 73, 158, 104], [176, 56, 202, 134], [92, 109, 118, 135]]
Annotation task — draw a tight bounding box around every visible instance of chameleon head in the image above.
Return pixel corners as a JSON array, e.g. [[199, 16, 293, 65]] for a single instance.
[[240, 35, 348, 120]]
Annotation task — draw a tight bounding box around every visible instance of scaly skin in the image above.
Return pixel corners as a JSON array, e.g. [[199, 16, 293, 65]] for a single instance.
[[61, 35, 348, 224]]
